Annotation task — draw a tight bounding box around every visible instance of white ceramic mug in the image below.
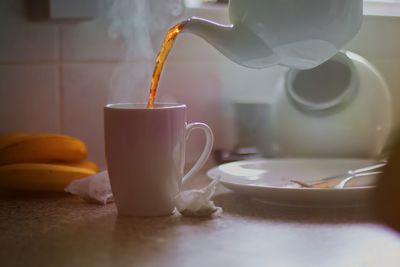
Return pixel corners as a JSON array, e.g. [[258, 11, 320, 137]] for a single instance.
[[104, 103, 213, 217]]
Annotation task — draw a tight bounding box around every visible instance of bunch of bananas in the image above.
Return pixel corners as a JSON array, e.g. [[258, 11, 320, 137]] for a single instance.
[[0, 133, 99, 192]]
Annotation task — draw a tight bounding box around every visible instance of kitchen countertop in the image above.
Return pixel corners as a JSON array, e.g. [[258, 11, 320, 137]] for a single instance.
[[1, 171, 400, 267]]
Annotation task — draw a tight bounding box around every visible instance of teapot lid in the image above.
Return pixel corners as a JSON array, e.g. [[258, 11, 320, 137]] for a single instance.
[[286, 51, 358, 113]]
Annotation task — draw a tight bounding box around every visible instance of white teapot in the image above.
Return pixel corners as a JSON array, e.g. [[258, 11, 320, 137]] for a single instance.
[[183, 0, 363, 69], [265, 51, 392, 158]]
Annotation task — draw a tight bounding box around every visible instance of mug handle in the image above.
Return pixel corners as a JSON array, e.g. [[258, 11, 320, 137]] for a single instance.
[[182, 122, 214, 185]]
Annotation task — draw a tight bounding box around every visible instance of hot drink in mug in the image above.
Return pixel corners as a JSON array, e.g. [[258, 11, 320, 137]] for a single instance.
[[104, 103, 213, 216]]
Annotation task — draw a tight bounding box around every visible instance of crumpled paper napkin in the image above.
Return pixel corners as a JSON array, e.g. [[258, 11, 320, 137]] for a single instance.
[[174, 179, 222, 217], [65, 171, 113, 205], [65, 171, 222, 217]]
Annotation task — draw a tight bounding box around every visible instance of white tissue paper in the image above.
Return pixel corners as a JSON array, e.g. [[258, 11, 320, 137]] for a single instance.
[[65, 171, 222, 217], [65, 171, 113, 205], [174, 179, 222, 217]]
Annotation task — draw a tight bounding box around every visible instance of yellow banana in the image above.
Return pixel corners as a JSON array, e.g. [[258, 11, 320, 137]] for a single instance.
[[0, 132, 33, 150], [56, 160, 99, 172], [0, 163, 95, 191], [0, 134, 87, 165]]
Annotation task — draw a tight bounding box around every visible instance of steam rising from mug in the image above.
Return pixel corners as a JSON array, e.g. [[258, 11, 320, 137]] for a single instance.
[[107, 0, 184, 103]]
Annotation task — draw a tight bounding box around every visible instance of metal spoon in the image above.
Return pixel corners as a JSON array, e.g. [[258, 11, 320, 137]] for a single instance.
[[291, 161, 386, 189]]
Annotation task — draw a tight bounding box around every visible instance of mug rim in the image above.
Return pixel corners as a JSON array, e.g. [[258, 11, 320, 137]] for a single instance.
[[105, 103, 186, 110]]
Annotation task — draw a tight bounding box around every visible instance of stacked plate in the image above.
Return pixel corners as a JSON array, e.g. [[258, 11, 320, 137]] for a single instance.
[[207, 158, 379, 207]]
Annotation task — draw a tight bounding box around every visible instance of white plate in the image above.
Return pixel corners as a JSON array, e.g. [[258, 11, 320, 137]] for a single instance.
[[207, 158, 379, 207]]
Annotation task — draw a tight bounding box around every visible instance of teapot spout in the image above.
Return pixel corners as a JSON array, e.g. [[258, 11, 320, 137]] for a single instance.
[[183, 17, 279, 69]]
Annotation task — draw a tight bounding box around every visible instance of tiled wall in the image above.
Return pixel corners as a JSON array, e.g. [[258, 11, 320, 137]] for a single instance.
[[1, 0, 400, 169]]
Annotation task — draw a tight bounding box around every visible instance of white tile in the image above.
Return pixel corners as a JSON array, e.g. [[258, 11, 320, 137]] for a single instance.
[[60, 1, 228, 63], [60, 18, 124, 63], [218, 62, 288, 152], [0, 64, 60, 132], [60, 0, 124, 62], [346, 15, 400, 60], [346, 16, 400, 128], [62, 63, 116, 169], [168, 7, 230, 63], [157, 61, 226, 163], [62, 61, 226, 167], [168, 30, 227, 63], [0, 0, 58, 62]]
